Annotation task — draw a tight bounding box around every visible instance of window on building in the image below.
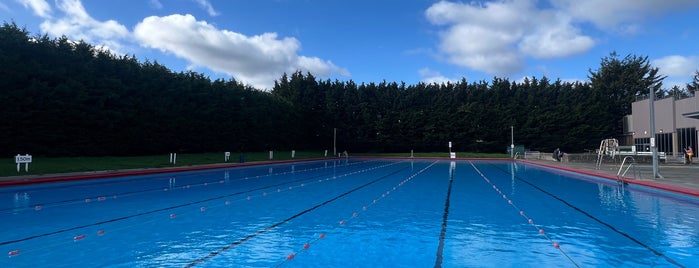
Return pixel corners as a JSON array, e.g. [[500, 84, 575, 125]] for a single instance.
[[677, 127, 697, 154], [656, 133, 673, 155]]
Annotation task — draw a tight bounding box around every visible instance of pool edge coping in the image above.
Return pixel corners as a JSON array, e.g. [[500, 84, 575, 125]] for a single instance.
[[0, 158, 326, 187], [8, 157, 694, 199], [519, 159, 699, 198]]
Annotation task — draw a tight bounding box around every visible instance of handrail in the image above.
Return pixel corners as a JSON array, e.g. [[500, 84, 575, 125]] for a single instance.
[[617, 156, 638, 183]]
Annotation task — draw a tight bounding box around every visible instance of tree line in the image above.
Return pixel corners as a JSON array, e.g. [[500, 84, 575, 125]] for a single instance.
[[1, 22, 694, 157]]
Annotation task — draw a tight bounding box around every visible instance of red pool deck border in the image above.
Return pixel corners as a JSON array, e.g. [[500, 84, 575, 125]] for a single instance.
[[0, 158, 324, 188], [520, 159, 699, 198]]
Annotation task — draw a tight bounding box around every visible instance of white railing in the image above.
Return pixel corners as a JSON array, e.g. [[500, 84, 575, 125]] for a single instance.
[[617, 156, 639, 183]]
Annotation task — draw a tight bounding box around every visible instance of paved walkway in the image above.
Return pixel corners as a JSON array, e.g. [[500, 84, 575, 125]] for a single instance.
[[523, 158, 699, 196]]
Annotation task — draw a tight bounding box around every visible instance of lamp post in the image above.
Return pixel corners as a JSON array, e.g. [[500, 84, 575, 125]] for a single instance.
[[510, 125, 514, 158], [649, 88, 659, 178]]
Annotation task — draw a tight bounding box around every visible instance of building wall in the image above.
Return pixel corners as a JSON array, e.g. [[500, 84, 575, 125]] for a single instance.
[[675, 97, 699, 128], [631, 94, 699, 156], [631, 99, 651, 138]]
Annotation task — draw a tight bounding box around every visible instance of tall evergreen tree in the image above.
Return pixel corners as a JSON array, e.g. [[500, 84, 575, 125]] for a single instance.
[[588, 52, 666, 139]]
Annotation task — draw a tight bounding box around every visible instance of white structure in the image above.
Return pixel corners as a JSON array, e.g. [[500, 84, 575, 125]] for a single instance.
[[15, 154, 32, 172]]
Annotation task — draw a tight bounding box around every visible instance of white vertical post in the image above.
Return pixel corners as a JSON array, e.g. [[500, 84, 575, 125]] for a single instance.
[[511, 126, 514, 158], [650, 88, 659, 178], [173, 153, 177, 165], [170, 153, 173, 163], [269, 150, 273, 160], [291, 150, 295, 159], [324, 150, 328, 157], [15, 154, 32, 172]]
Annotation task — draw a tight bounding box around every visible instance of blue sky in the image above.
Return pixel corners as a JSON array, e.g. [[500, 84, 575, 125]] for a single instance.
[[2, 0, 698, 90]]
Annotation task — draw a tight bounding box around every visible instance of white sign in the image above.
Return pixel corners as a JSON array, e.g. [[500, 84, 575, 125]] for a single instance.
[[15, 154, 32, 163], [15, 154, 32, 172], [450, 152, 456, 159], [448, 141, 452, 148], [224, 152, 230, 162], [291, 150, 296, 159]]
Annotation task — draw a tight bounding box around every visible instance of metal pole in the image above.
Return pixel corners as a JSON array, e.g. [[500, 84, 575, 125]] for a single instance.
[[333, 128, 337, 156], [650, 89, 659, 178], [510, 125, 514, 158]]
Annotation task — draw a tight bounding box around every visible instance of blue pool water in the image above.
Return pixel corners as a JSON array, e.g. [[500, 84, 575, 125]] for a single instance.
[[1, 159, 698, 267]]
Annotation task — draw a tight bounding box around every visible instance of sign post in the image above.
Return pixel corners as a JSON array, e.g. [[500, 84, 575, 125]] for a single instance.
[[15, 154, 32, 172]]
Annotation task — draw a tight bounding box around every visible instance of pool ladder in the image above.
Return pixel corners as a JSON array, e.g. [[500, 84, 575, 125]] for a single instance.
[[616, 156, 639, 183]]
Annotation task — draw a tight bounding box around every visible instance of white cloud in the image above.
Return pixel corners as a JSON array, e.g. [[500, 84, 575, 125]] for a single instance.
[[518, 11, 593, 58], [550, 0, 699, 32], [149, 0, 163, 10], [134, 14, 349, 90], [653, 55, 699, 78], [425, 0, 699, 78], [425, 0, 594, 77], [193, 0, 219, 17], [17, 0, 52, 18], [418, 68, 462, 85], [38, 0, 129, 52]]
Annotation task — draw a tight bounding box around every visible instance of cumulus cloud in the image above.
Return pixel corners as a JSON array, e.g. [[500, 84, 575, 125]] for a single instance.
[[17, 0, 347, 89], [425, 0, 594, 77], [17, 0, 52, 18], [37, 0, 129, 52], [550, 0, 699, 32], [425, 0, 699, 78], [134, 14, 349, 89], [518, 11, 593, 58], [418, 68, 462, 85], [653, 55, 699, 77]]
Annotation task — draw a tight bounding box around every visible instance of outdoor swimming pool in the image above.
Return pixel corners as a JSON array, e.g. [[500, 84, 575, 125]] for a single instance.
[[1, 159, 698, 267]]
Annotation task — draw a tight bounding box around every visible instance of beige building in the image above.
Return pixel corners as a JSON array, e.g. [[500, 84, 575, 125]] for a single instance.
[[630, 95, 699, 157]]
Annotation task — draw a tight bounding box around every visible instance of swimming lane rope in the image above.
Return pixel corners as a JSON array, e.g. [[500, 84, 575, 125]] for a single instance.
[[3, 160, 401, 259], [1, 159, 373, 214], [275, 161, 439, 267], [186, 163, 414, 267], [467, 161, 581, 268], [487, 162, 686, 268]]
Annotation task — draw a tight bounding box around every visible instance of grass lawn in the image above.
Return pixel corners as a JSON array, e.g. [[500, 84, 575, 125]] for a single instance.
[[1, 151, 509, 178]]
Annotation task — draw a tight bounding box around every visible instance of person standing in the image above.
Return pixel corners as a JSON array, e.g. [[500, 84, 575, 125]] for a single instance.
[[686, 147, 694, 164]]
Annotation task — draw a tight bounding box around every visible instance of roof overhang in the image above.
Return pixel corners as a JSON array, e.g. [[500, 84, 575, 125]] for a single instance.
[[682, 111, 699, 119]]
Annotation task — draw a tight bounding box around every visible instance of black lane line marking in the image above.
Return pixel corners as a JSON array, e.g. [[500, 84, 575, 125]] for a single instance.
[[184, 166, 410, 268], [490, 163, 685, 268], [0, 160, 373, 213], [0, 161, 393, 246], [434, 163, 455, 268]]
